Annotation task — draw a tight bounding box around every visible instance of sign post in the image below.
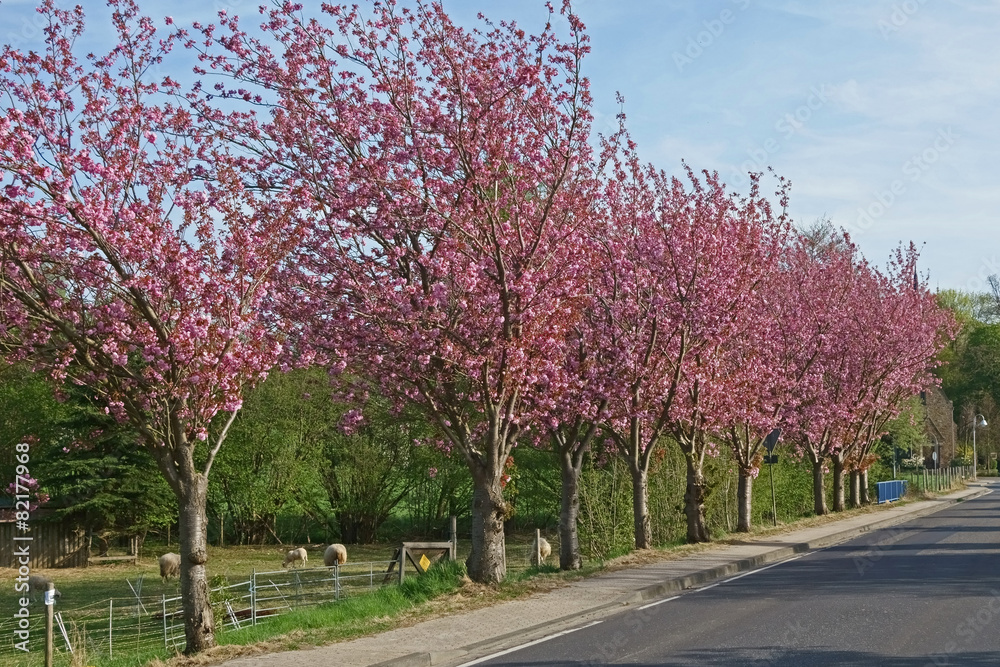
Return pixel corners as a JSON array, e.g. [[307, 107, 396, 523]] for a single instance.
[[763, 429, 781, 527]]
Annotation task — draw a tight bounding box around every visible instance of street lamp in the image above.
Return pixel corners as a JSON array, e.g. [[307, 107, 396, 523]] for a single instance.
[[973, 414, 988, 480]]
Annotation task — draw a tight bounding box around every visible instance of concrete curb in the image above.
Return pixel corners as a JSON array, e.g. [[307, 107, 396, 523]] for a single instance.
[[373, 487, 990, 667]]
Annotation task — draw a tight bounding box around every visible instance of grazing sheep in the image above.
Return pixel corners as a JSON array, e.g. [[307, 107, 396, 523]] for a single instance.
[[159, 552, 181, 583], [530, 536, 552, 566], [27, 574, 61, 603], [324, 543, 348, 567], [283, 547, 308, 569]]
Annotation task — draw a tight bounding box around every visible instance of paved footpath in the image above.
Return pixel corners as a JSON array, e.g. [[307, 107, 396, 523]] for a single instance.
[[220, 485, 988, 667]]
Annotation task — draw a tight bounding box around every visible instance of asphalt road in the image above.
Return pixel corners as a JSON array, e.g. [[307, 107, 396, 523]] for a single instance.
[[465, 482, 1000, 666]]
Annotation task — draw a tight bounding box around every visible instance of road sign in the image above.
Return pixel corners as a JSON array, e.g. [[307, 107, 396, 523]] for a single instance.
[[763, 428, 781, 453], [762, 428, 782, 527]]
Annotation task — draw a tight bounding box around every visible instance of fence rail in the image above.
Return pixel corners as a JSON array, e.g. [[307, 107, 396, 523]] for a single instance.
[[898, 465, 971, 494]]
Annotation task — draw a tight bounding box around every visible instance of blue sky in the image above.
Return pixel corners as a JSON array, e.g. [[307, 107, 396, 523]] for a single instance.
[[2, 0, 997, 292]]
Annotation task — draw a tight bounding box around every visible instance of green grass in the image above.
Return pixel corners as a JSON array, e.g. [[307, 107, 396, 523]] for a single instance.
[[217, 559, 465, 647]]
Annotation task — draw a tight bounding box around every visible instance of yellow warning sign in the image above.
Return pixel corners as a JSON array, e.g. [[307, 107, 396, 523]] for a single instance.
[[419, 554, 431, 572]]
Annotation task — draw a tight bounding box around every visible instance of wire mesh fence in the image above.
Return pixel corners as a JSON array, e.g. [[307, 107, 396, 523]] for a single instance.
[[510, 534, 560, 571], [248, 560, 396, 623], [0, 537, 552, 663], [0, 559, 405, 663], [0, 594, 171, 661]]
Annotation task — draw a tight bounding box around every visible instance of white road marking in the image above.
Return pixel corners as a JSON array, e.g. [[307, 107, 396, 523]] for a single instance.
[[454, 620, 605, 667], [637, 595, 680, 610], [635, 553, 811, 610], [460, 550, 822, 664], [720, 554, 806, 584]]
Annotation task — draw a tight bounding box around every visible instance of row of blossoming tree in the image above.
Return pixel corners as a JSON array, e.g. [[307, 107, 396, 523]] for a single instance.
[[0, 0, 954, 654]]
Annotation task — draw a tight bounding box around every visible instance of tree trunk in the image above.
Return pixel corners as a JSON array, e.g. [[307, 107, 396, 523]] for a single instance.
[[860, 469, 870, 504], [466, 471, 506, 583], [178, 475, 215, 654], [558, 449, 584, 570], [684, 453, 710, 543], [849, 470, 861, 509], [737, 471, 753, 532], [629, 464, 651, 549], [811, 458, 827, 516], [832, 456, 846, 512], [338, 513, 381, 544]]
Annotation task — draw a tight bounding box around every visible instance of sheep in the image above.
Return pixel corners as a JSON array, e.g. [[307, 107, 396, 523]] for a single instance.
[[159, 552, 181, 583], [283, 547, 308, 569], [324, 543, 348, 567], [27, 574, 61, 603], [530, 536, 552, 566]]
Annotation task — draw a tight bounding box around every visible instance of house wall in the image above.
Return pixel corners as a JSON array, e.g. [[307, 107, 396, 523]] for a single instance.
[[924, 386, 957, 464]]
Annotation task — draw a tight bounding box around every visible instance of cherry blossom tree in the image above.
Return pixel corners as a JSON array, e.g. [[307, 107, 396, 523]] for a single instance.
[[714, 260, 799, 532], [199, 1, 596, 582], [0, 2, 300, 652], [778, 235, 938, 514], [528, 321, 607, 569], [839, 246, 955, 506], [658, 173, 789, 543], [779, 239, 866, 516], [591, 138, 789, 546], [825, 261, 890, 512], [719, 232, 847, 531], [781, 240, 954, 515]]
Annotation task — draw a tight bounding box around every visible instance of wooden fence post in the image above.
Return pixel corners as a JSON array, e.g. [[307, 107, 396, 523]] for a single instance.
[[449, 516, 457, 561]]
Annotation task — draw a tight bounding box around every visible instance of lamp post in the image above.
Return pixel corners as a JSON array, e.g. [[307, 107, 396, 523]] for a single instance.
[[973, 414, 988, 480]]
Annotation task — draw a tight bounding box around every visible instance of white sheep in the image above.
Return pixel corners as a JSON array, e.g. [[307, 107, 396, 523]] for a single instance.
[[159, 552, 181, 583], [530, 536, 552, 566], [27, 574, 61, 603], [283, 547, 308, 569], [324, 543, 348, 567]]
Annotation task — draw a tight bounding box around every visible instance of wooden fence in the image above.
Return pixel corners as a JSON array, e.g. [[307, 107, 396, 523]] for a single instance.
[[0, 520, 89, 568]]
